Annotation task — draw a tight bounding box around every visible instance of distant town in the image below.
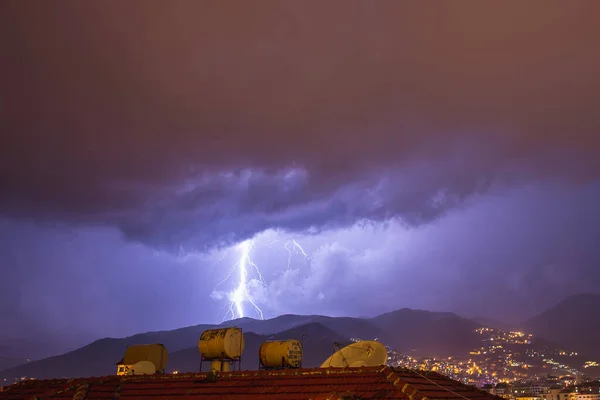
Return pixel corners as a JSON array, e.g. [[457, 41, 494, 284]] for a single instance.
[[358, 326, 600, 400]]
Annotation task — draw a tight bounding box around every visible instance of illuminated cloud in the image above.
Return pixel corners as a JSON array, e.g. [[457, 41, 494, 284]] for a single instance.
[[201, 182, 600, 322]]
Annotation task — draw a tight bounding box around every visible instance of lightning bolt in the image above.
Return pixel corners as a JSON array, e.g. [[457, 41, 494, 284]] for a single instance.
[[284, 239, 309, 270], [222, 239, 265, 321], [214, 237, 310, 321]]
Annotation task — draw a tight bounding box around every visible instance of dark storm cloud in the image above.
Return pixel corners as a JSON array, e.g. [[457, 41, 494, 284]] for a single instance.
[[1, 1, 599, 250], [113, 161, 497, 250]]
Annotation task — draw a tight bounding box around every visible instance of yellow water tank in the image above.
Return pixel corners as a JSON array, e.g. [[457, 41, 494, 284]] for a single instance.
[[259, 339, 303, 369], [122, 344, 168, 371], [198, 327, 245, 360]]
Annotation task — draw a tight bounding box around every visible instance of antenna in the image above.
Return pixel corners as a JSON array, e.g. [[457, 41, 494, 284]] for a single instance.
[[300, 333, 308, 368], [320, 340, 388, 368]]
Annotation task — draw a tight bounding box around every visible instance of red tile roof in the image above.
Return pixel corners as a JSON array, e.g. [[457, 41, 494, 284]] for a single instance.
[[0, 366, 503, 400]]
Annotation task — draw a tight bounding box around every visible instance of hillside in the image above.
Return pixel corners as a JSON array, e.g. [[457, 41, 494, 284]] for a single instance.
[[218, 314, 386, 341], [0, 308, 477, 381], [0, 323, 215, 381], [2, 303, 599, 385], [167, 322, 350, 373], [523, 293, 600, 358], [218, 314, 319, 335], [0, 322, 348, 381], [370, 308, 481, 357], [0, 338, 132, 380]]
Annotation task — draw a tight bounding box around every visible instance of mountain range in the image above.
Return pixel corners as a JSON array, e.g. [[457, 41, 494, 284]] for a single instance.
[[522, 293, 600, 359], [1, 293, 599, 383]]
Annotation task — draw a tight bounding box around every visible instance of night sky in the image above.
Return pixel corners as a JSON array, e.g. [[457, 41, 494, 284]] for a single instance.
[[1, 1, 599, 351]]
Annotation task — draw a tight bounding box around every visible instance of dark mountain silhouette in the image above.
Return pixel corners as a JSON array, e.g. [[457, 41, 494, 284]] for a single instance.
[[0, 308, 493, 381], [218, 314, 385, 341], [218, 314, 319, 335], [0, 322, 348, 381], [122, 324, 216, 353], [370, 308, 481, 357], [0, 323, 215, 381], [307, 316, 387, 342], [0, 314, 369, 382], [523, 293, 600, 358], [0, 338, 131, 380], [4, 301, 598, 383], [168, 322, 350, 373]]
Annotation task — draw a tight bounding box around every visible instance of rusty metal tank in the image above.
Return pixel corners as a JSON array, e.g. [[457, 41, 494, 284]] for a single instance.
[[198, 327, 245, 360], [259, 339, 303, 369]]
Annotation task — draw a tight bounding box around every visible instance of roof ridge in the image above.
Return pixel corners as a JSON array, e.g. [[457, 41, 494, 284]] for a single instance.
[[0, 367, 504, 400]]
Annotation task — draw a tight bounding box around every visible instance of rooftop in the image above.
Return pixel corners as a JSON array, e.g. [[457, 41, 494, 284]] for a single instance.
[[0, 366, 503, 400]]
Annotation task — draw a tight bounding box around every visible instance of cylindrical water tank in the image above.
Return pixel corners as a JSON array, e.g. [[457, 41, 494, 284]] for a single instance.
[[259, 339, 303, 368], [198, 327, 245, 359], [123, 344, 169, 371]]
